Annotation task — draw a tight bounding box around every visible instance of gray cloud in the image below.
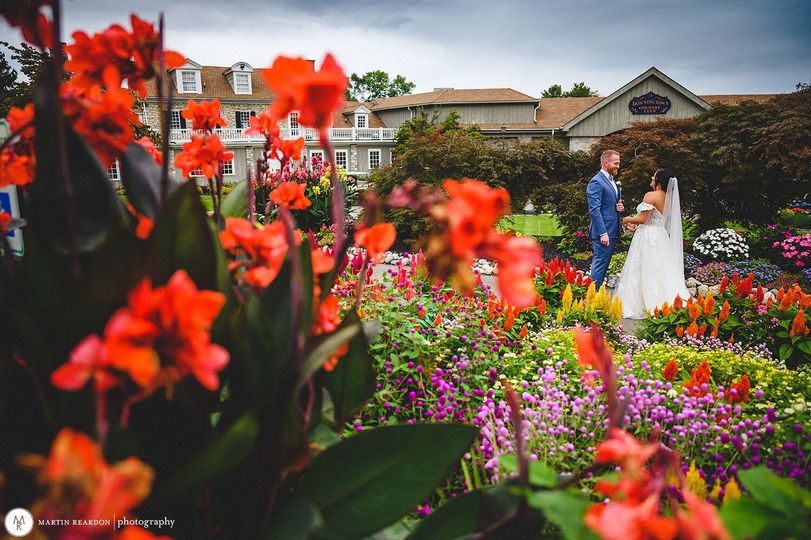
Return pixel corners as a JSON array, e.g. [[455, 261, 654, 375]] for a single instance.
[[2, 0, 809, 96]]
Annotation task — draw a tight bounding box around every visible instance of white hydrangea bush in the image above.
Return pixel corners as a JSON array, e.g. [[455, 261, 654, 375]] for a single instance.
[[692, 228, 749, 261]]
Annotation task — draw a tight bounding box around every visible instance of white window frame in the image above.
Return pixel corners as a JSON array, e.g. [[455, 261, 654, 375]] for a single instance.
[[355, 113, 368, 128], [309, 149, 325, 169], [389, 149, 395, 165], [334, 149, 348, 170], [170, 109, 182, 130], [236, 110, 253, 130], [108, 160, 120, 181], [234, 72, 251, 94], [221, 158, 234, 176], [288, 111, 300, 136], [178, 70, 201, 93], [368, 148, 381, 170]]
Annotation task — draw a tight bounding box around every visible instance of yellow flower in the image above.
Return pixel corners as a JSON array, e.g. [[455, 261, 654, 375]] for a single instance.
[[709, 479, 722, 502], [562, 284, 573, 312], [723, 478, 741, 503], [686, 461, 707, 499], [320, 175, 330, 188], [312, 185, 321, 195]]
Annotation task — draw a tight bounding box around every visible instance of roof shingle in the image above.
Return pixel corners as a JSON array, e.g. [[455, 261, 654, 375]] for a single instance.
[[370, 88, 537, 110]]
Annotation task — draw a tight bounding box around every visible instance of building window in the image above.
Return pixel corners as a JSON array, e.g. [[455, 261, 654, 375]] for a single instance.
[[170, 109, 183, 130], [180, 70, 199, 93], [221, 158, 234, 176], [108, 160, 120, 181], [389, 149, 395, 165], [355, 113, 368, 128], [288, 111, 300, 136], [236, 110, 253, 129], [368, 149, 381, 169], [334, 149, 348, 170], [190, 167, 204, 177], [309, 149, 324, 169], [234, 73, 251, 94]]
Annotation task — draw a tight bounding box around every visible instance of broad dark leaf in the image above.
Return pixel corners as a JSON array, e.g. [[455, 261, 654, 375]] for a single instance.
[[31, 83, 128, 253], [322, 311, 376, 427], [263, 499, 323, 540], [526, 490, 594, 540], [300, 314, 362, 387], [120, 142, 165, 219], [221, 180, 249, 219], [295, 424, 478, 539]]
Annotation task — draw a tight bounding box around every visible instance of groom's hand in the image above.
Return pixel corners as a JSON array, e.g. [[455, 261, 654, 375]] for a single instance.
[[616, 200, 624, 212], [600, 233, 609, 246]]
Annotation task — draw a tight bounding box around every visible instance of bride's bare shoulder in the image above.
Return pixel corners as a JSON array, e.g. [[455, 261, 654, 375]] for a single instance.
[[642, 191, 661, 203]]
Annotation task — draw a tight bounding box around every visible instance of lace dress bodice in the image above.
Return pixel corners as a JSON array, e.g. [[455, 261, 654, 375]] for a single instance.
[[637, 202, 665, 227]]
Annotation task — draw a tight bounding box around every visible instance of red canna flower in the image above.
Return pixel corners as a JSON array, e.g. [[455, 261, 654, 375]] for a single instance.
[[354, 222, 396, 261], [51, 334, 119, 393], [245, 111, 279, 138], [262, 54, 347, 137], [726, 374, 750, 404], [0, 103, 36, 187], [62, 85, 139, 166], [174, 134, 234, 179], [269, 181, 311, 210], [277, 136, 306, 162], [443, 178, 510, 257], [220, 217, 290, 288], [181, 99, 227, 132], [491, 235, 543, 308], [1, 0, 53, 49], [575, 325, 619, 425], [66, 14, 184, 98], [676, 489, 731, 540], [662, 358, 678, 382], [311, 249, 334, 275], [314, 294, 342, 335], [137, 136, 163, 166], [29, 428, 155, 535]]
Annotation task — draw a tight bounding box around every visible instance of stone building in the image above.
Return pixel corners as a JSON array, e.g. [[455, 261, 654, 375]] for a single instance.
[[120, 63, 775, 184]]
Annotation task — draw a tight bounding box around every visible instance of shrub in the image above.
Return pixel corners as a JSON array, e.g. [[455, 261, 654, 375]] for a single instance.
[[556, 230, 590, 255], [607, 250, 628, 276], [774, 234, 811, 271], [693, 228, 750, 261], [745, 223, 797, 261]]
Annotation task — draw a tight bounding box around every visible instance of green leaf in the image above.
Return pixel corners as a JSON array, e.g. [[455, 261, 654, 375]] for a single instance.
[[149, 181, 218, 289], [779, 343, 793, 361], [300, 316, 363, 387], [31, 83, 128, 253], [294, 424, 478, 539], [263, 499, 323, 540], [499, 454, 557, 487], [322, 311, 376, 427], [120, 141, 165, 219], [720, 498, 780, 540], [526, 490, 594, 540], [221, 179, 249, 218], [797, 340, 811, 356], [154, 413, 259, 499], [737, 466, 811, 516]]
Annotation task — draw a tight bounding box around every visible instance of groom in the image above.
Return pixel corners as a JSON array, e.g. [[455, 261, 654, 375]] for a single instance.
[[587, 149, 624, 290]]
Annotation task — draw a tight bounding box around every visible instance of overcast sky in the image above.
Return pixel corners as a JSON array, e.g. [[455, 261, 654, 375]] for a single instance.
[[2, 0, 809, 97]]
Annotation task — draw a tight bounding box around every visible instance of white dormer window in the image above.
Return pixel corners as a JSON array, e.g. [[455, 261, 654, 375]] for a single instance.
[[355, 113, 368, 128], [234, 73, 251, 94], [288, 111, 300, 136], [178, 70, 201, 93]]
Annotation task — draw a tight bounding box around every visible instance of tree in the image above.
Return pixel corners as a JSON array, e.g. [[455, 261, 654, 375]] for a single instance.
[[541, 82, 599, 98], [1, 41, 68, 112], [346, 70, 416, 102], [755, 84, 811, 185], [0, 45, 19, 117]]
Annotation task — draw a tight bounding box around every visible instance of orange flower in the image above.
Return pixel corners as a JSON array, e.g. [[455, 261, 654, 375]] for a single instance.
[[0, 103, 36, 187], [585, 494, 678, 540], [790, 309, 809, 337], [269, 181, 311, 210], [314, 294, 342, 335], [277, 137, 307, 162], [719, 275, 729, 295], [245, 111, 280, 137], [1, 1, 53, 49], [503, 307, 516, 331], [595, 428, 658, 477], [492, 235, 543, 309], [676, 325, 684, 338], [354, 222, 396, 261], [66, 14, 184, 98], [79, 270, 229, 391], [672, 295, 683, 311], [684, 360, 711, 397], [137, 136, 163, 166], [62, 85, 139, 166], [735, 272, 754, 298], [263, 54, 347, 134], [32, 428, 154, 534], [51, 335, 119, 393], [662, 358, 678, 382], [676, 489, 731, 540], [688, 302, 701, 322], [0, 211, 11, 234], [220, 218, 290, 288], [718, 301, 731, 322], [311, 249, 334, 275], [537, 299, 547, 317], [728, 334, 735, 344], [726, 374, 750, 404], [519, 324, 528, 339], [653, 307, 660, 317], [174, 134, 234, 179], [685, 321, 699, 337], [443, 178, 510, 257], [703, 293, 715, 316], [181, 99, 227, 132]]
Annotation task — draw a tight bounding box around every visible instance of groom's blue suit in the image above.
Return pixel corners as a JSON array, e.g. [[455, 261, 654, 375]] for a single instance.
[[587, 170, 621, 289]]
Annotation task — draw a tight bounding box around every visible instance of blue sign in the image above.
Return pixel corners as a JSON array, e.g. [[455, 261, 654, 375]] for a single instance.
[[629, 92, 672, 115]]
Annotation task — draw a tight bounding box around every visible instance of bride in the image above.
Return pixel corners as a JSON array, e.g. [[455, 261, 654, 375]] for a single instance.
[[614, 168, 691, 319]]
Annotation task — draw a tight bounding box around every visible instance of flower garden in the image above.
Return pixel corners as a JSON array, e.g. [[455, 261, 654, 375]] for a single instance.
[[1, 3, 811, 539]]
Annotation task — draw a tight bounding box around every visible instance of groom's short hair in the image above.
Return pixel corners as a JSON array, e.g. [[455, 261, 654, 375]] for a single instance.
[[600, 149, 619, 163]]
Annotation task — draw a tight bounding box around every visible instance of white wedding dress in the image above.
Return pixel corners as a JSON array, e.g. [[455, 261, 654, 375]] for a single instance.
[[614, 179, 691, 319]]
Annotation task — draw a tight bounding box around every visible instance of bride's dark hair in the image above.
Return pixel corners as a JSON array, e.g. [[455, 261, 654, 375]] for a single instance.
[[654, 168, 675, 190]]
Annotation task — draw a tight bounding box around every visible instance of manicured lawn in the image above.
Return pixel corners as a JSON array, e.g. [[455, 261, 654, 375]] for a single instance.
[[498, 213, 562, 236]]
